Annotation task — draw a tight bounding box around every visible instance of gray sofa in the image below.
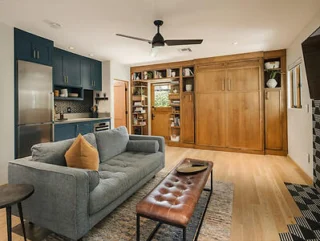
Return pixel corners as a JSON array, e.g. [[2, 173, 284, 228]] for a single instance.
[[8, 127, 165, 240]]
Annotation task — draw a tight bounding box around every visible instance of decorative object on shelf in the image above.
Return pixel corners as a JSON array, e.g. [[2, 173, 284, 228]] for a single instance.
[[186, 84, 192, 91], [68, 93, 79, 98], [96, 93, 100, 97], [183, 68, 194, 77], [103, 93, 107, 97], [173, 88, 178, 94], [167, 69, 172, 77], [265, 61, 280, 69], [61, 88, 68, 96], [147, 71, 153, 79], [54, 90, 60, 97], [143, 71, 148, 80], [171, 134, 180, 142], [266, 70, 281, 88], [171, 71, 176, 77]]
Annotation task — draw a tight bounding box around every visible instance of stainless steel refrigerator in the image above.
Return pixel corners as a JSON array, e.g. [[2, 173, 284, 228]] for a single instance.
[[17, 60, 53, 158]]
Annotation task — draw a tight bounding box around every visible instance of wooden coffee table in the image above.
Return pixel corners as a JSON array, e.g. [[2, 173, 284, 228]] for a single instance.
[[0, 184, 34, 241], [136, 158, 213, 241]]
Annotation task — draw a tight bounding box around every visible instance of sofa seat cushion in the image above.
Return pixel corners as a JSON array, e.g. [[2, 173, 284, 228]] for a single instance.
[[89, 152, 164, 215]]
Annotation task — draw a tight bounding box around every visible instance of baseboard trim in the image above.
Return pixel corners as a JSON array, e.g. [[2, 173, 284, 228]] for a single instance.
[[287, 154, 313, 185], [265, 149, 288, 156]]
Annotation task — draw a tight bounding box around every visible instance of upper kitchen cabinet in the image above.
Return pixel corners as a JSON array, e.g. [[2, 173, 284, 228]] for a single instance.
[[53, 48, 81, 87], [81, 58, 102, 91], [14, 28, 53, 66]]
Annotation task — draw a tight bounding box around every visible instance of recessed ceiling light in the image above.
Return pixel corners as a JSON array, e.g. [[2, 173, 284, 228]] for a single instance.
[[233, 42, 238, 45], [68, 46, 75, 50], [44, 20, 62, 29], [89, 53, 94, 57]]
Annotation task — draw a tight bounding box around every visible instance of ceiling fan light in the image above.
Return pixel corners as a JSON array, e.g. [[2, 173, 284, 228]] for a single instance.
[[152, 42, 165, 48]]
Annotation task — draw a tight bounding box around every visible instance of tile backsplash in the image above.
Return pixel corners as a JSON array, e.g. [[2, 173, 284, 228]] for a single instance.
[[55, 90, 93, 113]]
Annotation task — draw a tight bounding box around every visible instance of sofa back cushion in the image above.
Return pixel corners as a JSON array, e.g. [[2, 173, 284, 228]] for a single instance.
[[126, 140, 159, 153], [31, 133, 97, 166], [95, 126, 129, 163]]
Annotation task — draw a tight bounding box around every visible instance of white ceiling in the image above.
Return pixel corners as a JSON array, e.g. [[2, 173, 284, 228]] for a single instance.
[[0, 0, 320, 66]]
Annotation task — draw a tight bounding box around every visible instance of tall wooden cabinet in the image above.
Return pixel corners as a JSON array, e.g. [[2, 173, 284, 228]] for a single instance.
[[181, 92, 195, 144], [196, 60, 263, 152], [263, 50, 287, 155]]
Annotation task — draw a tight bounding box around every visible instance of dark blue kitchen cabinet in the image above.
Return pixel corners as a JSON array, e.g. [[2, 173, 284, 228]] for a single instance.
[[81, 58, 102, 91], [14, 28, 53, 66], [53, 49, 65, 86], [80, 58, 92, 89], [53, 48, 81, 87], [54, 124, 77, 142], [91, 60, 102, 91], [77, 123, 94, 135]]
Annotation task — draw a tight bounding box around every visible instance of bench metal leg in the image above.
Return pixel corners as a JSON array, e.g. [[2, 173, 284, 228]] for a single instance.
[[136, 215, 140, 241], [183, 227, 186, 241]]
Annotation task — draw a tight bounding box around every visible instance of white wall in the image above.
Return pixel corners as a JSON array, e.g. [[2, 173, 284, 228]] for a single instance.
[[0, 22, 14, 184], [97, 60, 130, 129], [287, 10, 320, 178]]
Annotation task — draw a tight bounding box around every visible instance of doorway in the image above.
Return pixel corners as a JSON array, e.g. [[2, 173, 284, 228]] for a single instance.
[[151, 83, 171, 140], [113, 80, 128, 128]]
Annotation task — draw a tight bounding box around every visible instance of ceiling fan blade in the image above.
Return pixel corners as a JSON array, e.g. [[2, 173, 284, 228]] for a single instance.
[[116, 34, 151, 44], [165, 39, 203, 46]]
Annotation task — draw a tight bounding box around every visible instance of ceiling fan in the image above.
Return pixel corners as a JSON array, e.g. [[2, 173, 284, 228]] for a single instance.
[[116, 20, 203, 49]]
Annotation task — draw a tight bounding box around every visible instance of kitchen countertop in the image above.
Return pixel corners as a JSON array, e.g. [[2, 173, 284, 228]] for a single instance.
[[54, 117, 111, 125]]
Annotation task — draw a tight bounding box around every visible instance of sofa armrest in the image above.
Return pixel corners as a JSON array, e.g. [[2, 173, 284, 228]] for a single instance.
[[129, 135, 165, 154], [8, 157, 94, 240]]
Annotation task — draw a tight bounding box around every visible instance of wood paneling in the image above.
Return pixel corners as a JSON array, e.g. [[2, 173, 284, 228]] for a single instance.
[[196, 62, 263, 151], [196, 69, 226, 93], [181, 92, 194, 144], [226, 91, 262, 150], [265, 89, 283, 150], [196, 93, 226, 147], [227, 66, 260, 91]]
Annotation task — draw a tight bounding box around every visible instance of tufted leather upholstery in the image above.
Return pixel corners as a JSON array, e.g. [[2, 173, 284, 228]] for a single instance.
[[136, 159, 213, 227]]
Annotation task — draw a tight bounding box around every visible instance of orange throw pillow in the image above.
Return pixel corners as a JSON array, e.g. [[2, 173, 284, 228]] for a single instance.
[[65, 134, 99, 171]]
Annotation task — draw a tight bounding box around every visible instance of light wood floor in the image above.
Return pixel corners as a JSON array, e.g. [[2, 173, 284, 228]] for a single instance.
[[0, 146, 313, 241]]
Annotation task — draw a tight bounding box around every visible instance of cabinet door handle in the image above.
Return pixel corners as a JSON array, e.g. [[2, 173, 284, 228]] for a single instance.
[[222, 79, 225, 91], [266, 92, 269, 100], [37, 51, 40, 59], [33, 49, 36, 59]]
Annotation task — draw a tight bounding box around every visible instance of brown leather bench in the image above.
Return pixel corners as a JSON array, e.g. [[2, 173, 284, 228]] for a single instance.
[[136, 158, 213, 241]]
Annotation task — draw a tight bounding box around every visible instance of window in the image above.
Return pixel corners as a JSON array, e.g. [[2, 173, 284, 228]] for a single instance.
[[154, 84, 170, 107], [289, 64, 302, 108]]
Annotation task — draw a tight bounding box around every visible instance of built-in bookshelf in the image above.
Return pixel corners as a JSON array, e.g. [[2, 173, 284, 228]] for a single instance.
[[131, 80, 148, 135]]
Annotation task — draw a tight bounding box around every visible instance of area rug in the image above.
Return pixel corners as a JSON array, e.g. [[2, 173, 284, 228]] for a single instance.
[[279, 182, 320, 241], [44, 171, 234, 241]]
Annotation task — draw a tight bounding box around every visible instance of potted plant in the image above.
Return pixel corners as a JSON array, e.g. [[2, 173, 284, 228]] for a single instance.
[[266, 70, 281, 88]]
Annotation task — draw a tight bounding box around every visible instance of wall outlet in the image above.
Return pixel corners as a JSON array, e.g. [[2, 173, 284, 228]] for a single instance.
[[307, 153, 311, 163]]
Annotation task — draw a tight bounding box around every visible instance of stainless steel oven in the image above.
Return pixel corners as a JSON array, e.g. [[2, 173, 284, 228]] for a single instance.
[[94, 121, 110, 132]]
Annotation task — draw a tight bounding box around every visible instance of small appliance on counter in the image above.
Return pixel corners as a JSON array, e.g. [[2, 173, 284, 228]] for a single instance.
[[57, 111, 68, 121], [91, 105, 98, 118]]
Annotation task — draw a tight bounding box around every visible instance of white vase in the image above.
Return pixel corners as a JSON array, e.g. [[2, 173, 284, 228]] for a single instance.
[[266, 79, 278, 88]]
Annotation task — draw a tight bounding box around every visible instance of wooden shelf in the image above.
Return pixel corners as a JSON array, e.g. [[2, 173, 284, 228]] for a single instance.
[[171, 126, 180, 129], [132, 124, 146, 127], [264, 68, 281, 71], [133, 105, 148, 107], [182, 75, 195, 78], [169, 93, 180, 100], [170, 104, 180, 107], [133, 86, 148, 88]]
